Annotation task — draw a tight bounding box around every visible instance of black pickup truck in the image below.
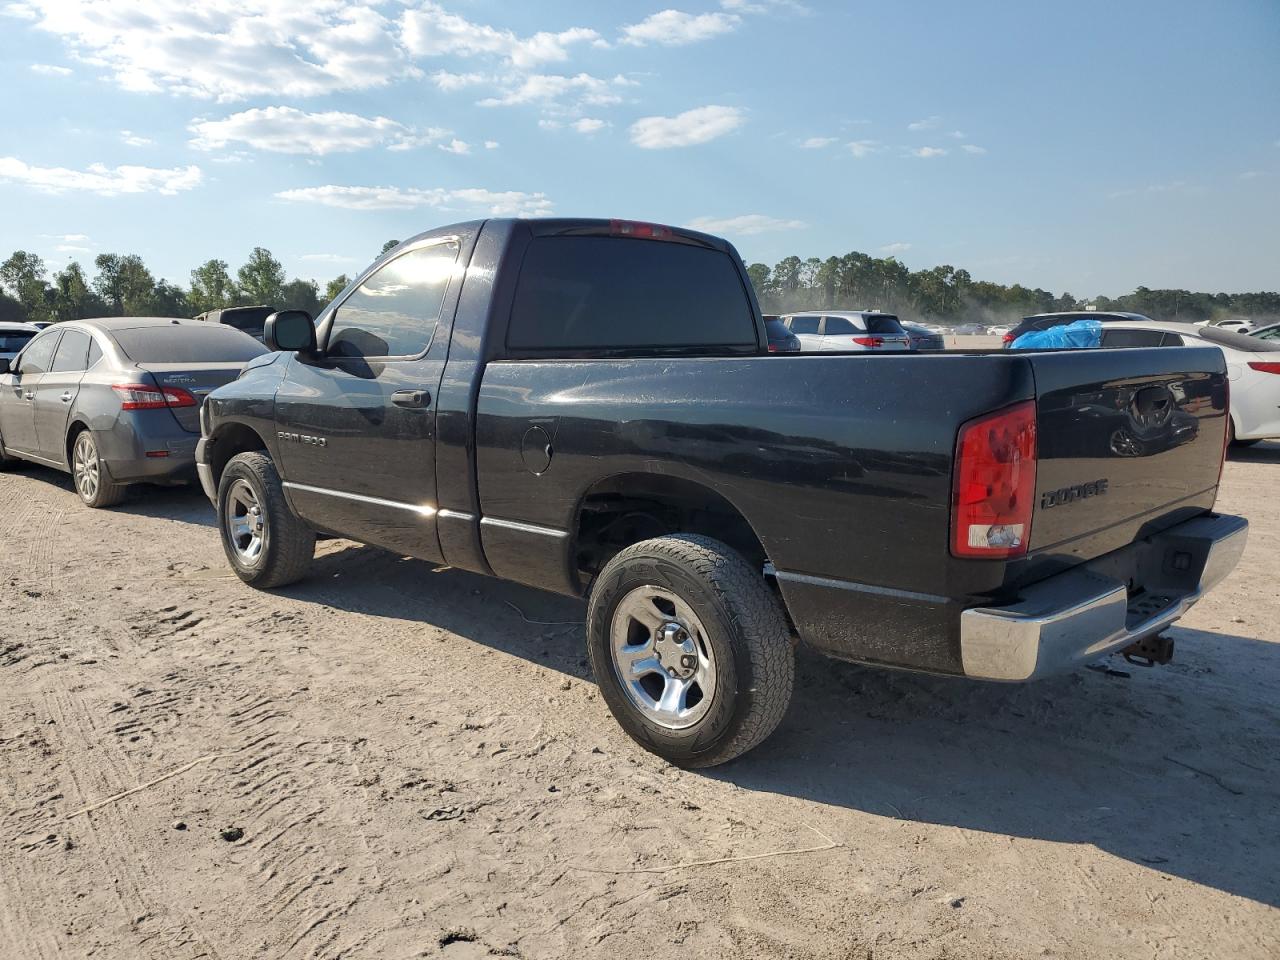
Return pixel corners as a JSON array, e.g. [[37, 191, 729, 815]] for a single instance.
[[197, 218, 1248, 766]]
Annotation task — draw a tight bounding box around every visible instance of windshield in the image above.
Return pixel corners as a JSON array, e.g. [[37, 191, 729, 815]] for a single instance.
[[0, 331, 35, 352], [112, 325, 269, 363]]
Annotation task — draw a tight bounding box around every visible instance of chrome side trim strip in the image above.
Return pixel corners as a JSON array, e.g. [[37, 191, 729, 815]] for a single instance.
[[768, 565, 950, 606], [282, 481, 437, 517], [480, 516, 569, 539], [438, 508, 476, 522]]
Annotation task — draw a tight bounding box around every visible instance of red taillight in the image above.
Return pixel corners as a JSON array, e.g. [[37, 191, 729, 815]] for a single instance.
[[767, 343, 779, 352], [112, 383, 197, 410], [1002, 333, 1015, 344], [852, 336, 883, 347], [1247, 361, 1280, 374], [951, 400, 1038, 559], [610, 219, 674, 240]]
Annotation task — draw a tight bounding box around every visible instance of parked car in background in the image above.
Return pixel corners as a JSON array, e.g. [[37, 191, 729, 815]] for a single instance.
[[951, 322, 987, 335], [1208, 318, 1254, 335], [901, 321, 945, 350], [1004, 311, 1153, 348], [28, 321, 53, 330], [197, 216, 1244, 767], [194, 305, 276, 342], [0, 318, 267, 506], [779, 311, 912, 352], [0, 322, 38, 364], [763, 316, 801, 352], [1249, 322, 1279, 342], [1095, 320, 1280, 444]]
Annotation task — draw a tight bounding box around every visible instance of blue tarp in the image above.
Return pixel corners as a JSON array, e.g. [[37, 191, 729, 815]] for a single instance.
[[1010, 318, 1103, 350]]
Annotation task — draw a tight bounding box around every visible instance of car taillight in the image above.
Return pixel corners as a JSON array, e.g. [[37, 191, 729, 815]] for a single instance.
[[1002, 333, 1015, 344], [1247, 361, 1280, 374], [112, 383, 198, 410], [610, 219, 674, 240], [951, 400, 1038, 559], [852, 336, 883, 347], [767, 343, 779, 353]]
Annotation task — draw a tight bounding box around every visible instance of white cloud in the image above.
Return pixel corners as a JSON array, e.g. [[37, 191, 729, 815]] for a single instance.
[[189, 106, 446, 155], [438, 138, 471, 155], [947, 130, 965, 139], [880, 241, 911, 254], [0, 156, 201, 195], [29, 63, 71, 76], [621, 10, 740, 46], [572, 117, 607, 133], [801, 136, 837, 149], [484, 140, 499, 149], [907, 115, 941, 131], [14, 0, 414, 101], [960, 143, 987, 155], [120, 130, 152, 147], [402, 3, 602, 69], [630, 105, 743, 149], [1238, 170, 1263, 180], [721, 0, 811, 13], [478, 72, 625, 108], [43, 232, 91, 243], [275, 184, 553, 217], [430, 70, 492, 92], [847, 139, 882, 158], [685, 214, 805, 236], [911, 146, 947, 158]]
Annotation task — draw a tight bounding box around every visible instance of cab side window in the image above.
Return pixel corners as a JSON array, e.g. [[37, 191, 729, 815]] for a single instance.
[[327, 242, 460, 360], [1102, 329, 1165, 348], [50, 329, 92, 373], [18, 331, 60, 375]]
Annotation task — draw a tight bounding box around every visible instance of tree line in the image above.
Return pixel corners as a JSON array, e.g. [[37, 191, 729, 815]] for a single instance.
[[0, 240, 401, 327], [746, 254, 1280, 326], [2, 241, 1276, 328]]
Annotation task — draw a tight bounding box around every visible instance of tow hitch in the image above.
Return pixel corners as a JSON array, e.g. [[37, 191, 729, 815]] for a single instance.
[[1122, 633, 1175, 668]]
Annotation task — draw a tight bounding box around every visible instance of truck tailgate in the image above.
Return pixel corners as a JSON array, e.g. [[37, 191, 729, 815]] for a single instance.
[[1027, 346, 1228, 559]]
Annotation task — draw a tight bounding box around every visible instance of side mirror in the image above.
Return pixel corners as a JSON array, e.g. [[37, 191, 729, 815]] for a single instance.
[[264, 310, 317, 355], [0, 358, 10, 375]]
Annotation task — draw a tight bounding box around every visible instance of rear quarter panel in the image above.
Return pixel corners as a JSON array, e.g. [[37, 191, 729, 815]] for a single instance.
[[475, 353, 1038, 671]]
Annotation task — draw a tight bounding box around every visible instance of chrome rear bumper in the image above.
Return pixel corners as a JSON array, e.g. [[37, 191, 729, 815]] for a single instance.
[[960, 513, 1248, 681]]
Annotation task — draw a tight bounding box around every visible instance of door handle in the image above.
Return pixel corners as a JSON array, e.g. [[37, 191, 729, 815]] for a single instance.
[[60, 392, 73, 403], [391, 389, 431, 409]]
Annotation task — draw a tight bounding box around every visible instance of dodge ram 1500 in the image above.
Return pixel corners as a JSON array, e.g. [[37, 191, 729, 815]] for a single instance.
[[197, 218, 1247, 766]]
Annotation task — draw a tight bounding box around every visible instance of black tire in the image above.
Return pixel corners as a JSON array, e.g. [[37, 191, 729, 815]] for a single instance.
[[69, 428, 127, 508], [586, 534, 794, 768], [217, 451, 315, 588], [0, 431, 20, 471]]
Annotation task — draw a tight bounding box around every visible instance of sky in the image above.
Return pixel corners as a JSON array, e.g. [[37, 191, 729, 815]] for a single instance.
[[0, 0, 1277, 298]]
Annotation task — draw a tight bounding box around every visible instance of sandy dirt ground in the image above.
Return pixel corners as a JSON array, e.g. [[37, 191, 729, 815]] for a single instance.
[[1, 443, 1277, 960]]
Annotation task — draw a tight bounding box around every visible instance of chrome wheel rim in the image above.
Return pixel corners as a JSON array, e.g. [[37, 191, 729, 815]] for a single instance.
[[609, 585, 717, 730], [73, 433, 99, 501], [226, 479, 266, 564]]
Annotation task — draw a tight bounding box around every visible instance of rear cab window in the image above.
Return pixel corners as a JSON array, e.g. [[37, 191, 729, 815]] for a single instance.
[[507, 236, 757, 352], [112, 325, 269, 363]]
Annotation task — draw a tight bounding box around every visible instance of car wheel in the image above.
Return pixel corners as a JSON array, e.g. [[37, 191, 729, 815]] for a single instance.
[[217, 451, 315, 588], [586, 534, 794, 768], [71, 429, 127, 507], [0, 431, 20, 470]]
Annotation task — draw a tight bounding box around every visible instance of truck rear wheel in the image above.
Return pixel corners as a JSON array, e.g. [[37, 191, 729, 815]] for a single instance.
[[217, 452, 315, 588], [586, 534, 794, 767]]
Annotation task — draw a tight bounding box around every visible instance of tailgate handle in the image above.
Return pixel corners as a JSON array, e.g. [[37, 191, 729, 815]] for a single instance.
[[391, 389, 431, 409]]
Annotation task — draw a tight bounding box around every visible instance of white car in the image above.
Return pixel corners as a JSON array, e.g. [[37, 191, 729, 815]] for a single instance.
[[0, 322, 39, 365], [778, 311, 913, 352], [1098, 320, 1280, 443]]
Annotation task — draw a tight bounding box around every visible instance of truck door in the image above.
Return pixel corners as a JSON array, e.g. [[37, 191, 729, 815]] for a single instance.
[[273, 239, 461, 562]]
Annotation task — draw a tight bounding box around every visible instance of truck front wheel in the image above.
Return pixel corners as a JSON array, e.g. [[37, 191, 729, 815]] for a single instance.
[[586, 534, 794, 767], [217, 452, 315, 588]]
